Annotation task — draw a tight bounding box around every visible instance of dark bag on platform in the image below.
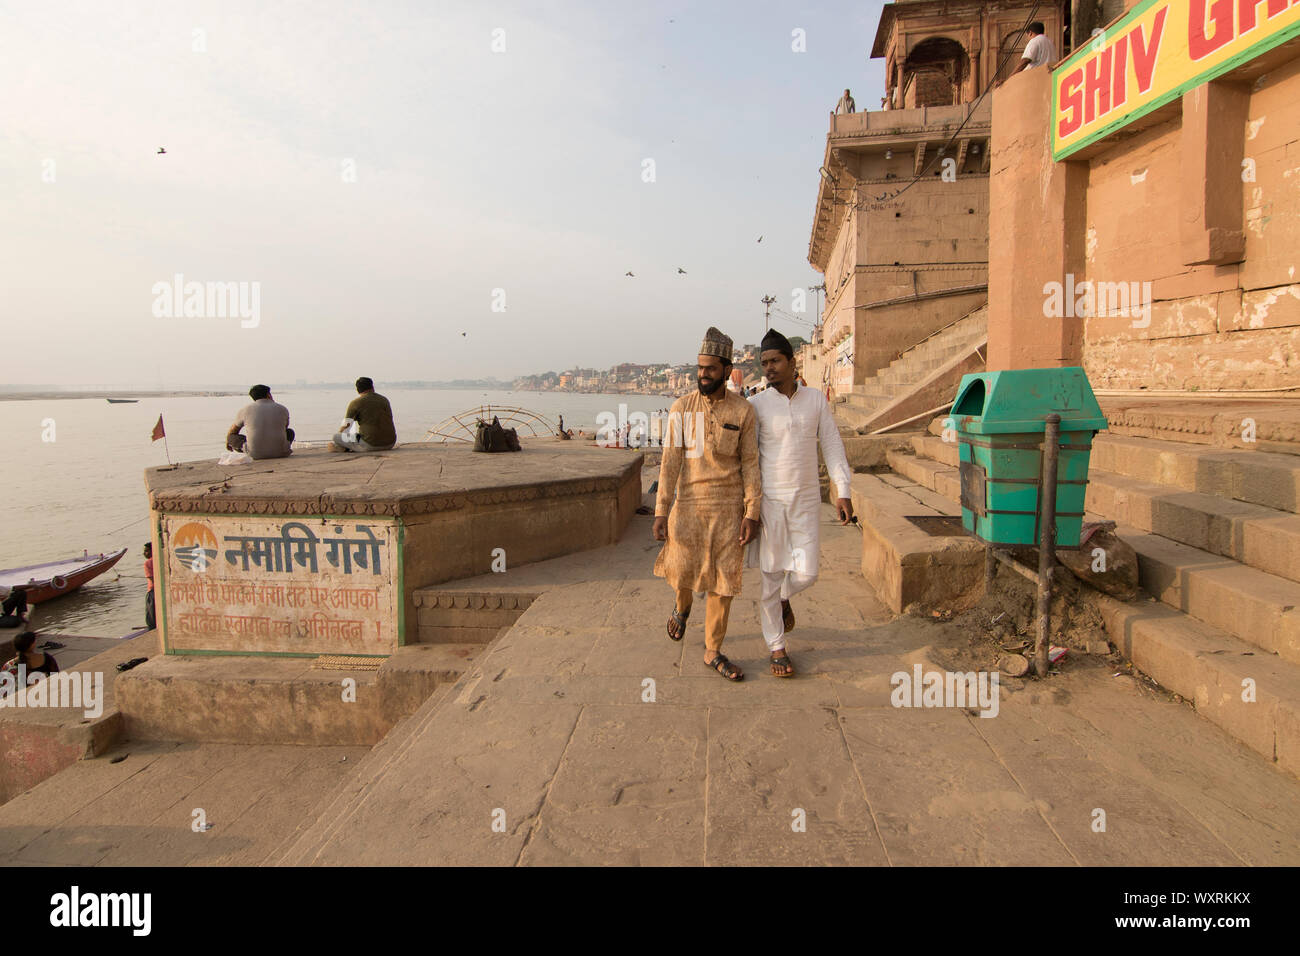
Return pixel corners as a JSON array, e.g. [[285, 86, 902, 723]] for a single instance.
[[474, 416, 522, 453]]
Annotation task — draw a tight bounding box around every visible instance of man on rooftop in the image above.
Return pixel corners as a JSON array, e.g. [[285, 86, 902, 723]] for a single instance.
[[1011, 22, 1055, 76], [836, 88, 856, 114]]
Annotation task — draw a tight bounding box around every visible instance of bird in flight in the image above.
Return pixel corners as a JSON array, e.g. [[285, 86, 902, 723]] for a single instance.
[[625, 271, 635, 277], [677, 267, 687, 275], [157, 147, 166, 155], [756, 235, 763, 243]]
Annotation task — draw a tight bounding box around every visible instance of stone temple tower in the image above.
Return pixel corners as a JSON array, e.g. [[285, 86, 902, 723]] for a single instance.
[[805, 1, 1064, 427]]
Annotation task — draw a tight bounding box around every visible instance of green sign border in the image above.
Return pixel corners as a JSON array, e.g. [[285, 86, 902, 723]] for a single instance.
[[1052, 0, 1300, 160], [156, 510, 401, 659]]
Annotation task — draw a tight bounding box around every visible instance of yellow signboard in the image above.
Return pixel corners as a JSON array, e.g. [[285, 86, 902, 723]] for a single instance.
[[1052, 0, 1300, 160]]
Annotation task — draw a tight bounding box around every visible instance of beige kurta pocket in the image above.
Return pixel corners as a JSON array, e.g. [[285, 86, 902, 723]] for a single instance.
[[713, 424, 740, 457]]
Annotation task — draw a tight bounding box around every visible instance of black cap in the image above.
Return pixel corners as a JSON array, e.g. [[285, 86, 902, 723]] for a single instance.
[[760, 328, 794, 359]]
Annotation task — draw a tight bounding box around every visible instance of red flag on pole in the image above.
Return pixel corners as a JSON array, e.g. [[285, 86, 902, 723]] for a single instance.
[[151, 414, 165, 442]]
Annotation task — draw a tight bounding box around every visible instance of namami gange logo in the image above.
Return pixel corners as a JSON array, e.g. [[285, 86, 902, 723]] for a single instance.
[[172, 523, 218, 573]]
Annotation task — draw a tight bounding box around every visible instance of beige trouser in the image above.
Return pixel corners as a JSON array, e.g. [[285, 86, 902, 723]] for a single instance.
[[675, 587, 734, 654]]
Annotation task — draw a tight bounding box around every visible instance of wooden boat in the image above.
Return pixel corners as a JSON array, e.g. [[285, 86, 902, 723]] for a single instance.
[[0, 548, 128, 604], [106, 398, 139, 404]]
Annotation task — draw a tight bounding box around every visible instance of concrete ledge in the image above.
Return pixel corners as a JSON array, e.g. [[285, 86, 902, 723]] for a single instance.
[[1114, 525, 1300, 665], [841, 434, 915, 471], [412, 588, 538, 644], [851, 473, 983, 613], [0, 633, 156, 805], [1097, 398, 1300, 456], [1087, 470, 1300, 587], [1090, 434, 1300, 514], [1088, 591, 1300, 779], [114, 643, 478, 746]]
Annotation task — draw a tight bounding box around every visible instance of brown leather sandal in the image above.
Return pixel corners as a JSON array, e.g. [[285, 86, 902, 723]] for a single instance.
[[667, 608, 689, 641], [706, 654, 743, 681]]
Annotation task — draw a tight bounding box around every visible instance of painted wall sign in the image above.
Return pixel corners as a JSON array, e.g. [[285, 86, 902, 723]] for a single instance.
[[1052, 0, 1300, 160], [160, 515, 400, 656], [834, 333, 855, 391]]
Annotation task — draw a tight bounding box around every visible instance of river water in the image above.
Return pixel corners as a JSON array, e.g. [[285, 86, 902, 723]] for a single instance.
[[2, 388, 670, 637]]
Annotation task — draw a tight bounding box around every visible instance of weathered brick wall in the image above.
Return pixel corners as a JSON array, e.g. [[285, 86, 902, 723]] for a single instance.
[[1081, 56, 1300, 390], [915, 70, 956, 107], [989, 49, 1300, 390]]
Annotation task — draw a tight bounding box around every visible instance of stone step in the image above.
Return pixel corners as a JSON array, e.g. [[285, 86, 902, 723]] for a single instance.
[[911, 433, 961, 467], [877, 359, 945, 385], [833, 403, 877, 432], [849, 472, 983, 613], [412, 589, 539, 644], [1089, 435, 1300, 515], [889, 338, 978, 370], [885, 449, 962, 503], [1115, 525, 1300, 665], [848, 389, 899, 407], [271, 679, 461, 865], [1086, 589, 1300, 778], [115, 643, 480, 746], [894, 322, 987, 361], [1086, 470, 1300, 586], [845, 387, 893, 404], [842, 434, 916, 472]]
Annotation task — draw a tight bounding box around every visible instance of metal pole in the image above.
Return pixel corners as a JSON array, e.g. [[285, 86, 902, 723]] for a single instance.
[[1035, 414, 1061, 677]]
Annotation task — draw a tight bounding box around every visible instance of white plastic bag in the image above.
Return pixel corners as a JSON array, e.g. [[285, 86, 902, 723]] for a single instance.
[[218, 450, 253, 465]]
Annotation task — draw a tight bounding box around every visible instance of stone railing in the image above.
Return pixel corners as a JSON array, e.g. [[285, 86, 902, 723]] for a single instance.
[[829, 100, 991, 137]]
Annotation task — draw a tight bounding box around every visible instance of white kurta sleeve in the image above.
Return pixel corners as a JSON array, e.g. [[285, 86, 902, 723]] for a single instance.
[[817, 395, 853, 500]]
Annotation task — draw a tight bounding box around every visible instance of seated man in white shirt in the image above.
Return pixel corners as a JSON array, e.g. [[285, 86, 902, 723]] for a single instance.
[[748, 329, 854, 678]]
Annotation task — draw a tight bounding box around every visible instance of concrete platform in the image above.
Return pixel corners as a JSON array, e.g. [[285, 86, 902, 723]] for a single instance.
[[271, 513, 1300, 866], [143, 441, 641, 657], [5, 511, 1300, 864]]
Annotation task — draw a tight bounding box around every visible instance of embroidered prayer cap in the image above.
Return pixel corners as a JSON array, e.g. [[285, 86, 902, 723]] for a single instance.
[[699, 326, 733, 362], [760, 328, 794, 359]]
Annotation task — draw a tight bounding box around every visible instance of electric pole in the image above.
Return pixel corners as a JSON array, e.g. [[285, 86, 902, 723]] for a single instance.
[[761, 294, 776, 331]]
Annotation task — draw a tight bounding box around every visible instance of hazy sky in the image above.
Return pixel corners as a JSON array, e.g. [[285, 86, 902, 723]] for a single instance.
[[2, 0, 887, 387]]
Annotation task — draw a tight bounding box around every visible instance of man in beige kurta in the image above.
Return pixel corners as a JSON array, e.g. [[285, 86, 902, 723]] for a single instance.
[[653, 327, 762, 681]]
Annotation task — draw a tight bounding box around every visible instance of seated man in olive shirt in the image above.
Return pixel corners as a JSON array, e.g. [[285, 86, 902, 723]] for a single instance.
[[333, 377, 396, 452]]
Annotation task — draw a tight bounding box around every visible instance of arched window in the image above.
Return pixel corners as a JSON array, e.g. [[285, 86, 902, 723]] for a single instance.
[[902, 37, 969, 107]]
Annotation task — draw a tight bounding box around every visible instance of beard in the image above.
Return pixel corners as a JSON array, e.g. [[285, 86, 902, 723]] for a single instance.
[[697, 376, 725, 395]]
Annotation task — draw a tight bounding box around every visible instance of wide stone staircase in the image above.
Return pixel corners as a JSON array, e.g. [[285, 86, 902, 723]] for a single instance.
[[837, 305, 988, 433], [852, 398, 1300, 778]]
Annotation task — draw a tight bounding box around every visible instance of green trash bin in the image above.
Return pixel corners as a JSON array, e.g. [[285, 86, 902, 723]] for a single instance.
[[950, 367, 1107, 548]]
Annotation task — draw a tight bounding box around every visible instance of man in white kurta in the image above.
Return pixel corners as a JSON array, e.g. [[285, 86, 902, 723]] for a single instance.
[[749, 329, 853, 676]]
